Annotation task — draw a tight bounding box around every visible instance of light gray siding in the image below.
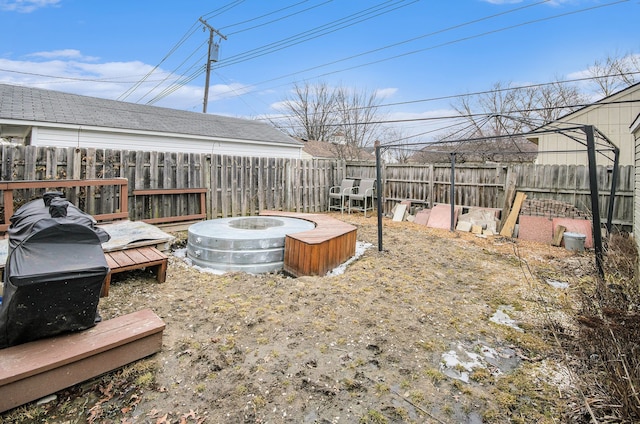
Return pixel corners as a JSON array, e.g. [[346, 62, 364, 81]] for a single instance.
[[30, 126, 303, 158], [535, 84, 640, 167], [632, 114, 640, 259]]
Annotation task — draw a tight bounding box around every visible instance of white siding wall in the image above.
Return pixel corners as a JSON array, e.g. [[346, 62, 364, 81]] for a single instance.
[[536, 85, 640, 167], [633, 119, 640, 263], [30, 126, 303, 159]]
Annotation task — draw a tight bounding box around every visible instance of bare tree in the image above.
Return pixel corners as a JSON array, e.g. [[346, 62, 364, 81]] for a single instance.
[[428, 77, 593, 163], [276, 81, 338, 142], [274, 81, 383, 160], [586, 52, 639, 97], [535, 80, 588, 123], [335, 86, 382, 147], [378, 127, 416, 164]]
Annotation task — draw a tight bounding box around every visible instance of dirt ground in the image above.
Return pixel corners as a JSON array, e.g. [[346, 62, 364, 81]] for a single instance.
[[4, 213, 596, 423]]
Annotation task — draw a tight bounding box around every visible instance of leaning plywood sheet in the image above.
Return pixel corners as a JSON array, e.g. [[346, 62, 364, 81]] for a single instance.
[[99, 220, 174, 252]]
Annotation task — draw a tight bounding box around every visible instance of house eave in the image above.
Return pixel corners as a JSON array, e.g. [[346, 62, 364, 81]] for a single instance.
[[0, 119, 302, 148]]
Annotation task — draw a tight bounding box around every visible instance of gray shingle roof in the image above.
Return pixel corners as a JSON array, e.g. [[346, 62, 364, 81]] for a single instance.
[[0, 83, 301, 146]]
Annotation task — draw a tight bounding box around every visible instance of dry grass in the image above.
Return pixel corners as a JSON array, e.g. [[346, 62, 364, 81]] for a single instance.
[[2, 214, 637, 423], [570, 233, 640, 422]]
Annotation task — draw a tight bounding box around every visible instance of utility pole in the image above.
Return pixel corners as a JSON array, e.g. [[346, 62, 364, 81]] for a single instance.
[[200, 17, 227, 113]]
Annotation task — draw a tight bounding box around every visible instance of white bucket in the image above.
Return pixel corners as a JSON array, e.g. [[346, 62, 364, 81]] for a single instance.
[[564, 232, 586, 252]]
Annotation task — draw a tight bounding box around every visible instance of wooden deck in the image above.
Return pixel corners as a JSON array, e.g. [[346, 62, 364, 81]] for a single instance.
[[0, 309, 165, 413], [102, 246, 168, 296], [259, 211, 357, 277]]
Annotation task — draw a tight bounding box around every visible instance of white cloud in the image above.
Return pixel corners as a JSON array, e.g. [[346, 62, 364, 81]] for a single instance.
[[0, 0, 61, 13], [209, 82, 252, 100], [374, 87, 397, 99], [0, 54, 255, 112], [27, 49, 96, 60], [34, 49, 81, 59], [269, 100, 289, 112]]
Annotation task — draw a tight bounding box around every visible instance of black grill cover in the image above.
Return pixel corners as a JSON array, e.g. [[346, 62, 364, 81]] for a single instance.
[[0, 194, 110, 348]]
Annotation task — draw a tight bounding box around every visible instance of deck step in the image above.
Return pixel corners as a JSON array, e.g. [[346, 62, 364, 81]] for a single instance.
[[0, 308, 165, 413]]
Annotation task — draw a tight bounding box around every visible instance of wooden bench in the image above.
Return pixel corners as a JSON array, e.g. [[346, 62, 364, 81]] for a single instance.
[[102, 246, 168, 297], [0, 309, 165, 413], [259, 211, 357, 277]]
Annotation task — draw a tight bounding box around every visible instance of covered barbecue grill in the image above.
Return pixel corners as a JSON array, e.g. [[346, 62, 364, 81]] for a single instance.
[[0, 192, 110, 348]]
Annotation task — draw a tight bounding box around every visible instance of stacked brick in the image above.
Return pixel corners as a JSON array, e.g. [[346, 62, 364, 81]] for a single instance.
[[519, 199, 587, 219]]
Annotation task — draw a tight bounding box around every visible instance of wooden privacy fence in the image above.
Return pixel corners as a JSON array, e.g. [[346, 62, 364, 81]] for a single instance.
[[0, 145, 633, 228], [346, 162, 634, 227], [0, 145, 340, 224]]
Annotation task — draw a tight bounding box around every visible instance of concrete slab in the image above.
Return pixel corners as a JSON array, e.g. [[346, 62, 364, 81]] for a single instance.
[[552, 218, 593, 248], [414, 209, 431, 226], [393, 204, 407, 222], [518, 215, 554, 245], [456, 221, 472, 232], [427, 204, 461, 230], [458, 208, 499, 233]]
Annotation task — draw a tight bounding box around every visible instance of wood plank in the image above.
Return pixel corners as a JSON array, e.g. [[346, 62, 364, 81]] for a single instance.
[[500, 166, 517, 231], [104, 254, 120, 269], [136, 246, 167, 262], [122, 247, 152, 264], [0, 309, 164, 413], [552, 225, 566, 247], [107, 250, 136, 267], [499, 192, 527, 237]]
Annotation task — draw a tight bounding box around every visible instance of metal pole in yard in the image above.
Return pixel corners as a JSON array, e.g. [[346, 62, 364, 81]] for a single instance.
[[606, 146, 620, 236], [375, 141, 384, 251], [450, 153, 456, 232], [585, 125, 604, 278]]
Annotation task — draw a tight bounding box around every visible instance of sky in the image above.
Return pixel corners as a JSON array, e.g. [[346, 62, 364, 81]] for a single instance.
[[1, 0, 639, 143]]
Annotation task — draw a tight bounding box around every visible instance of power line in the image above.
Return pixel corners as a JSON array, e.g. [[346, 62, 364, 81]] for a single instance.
[[118, 0, 244, 102], [117, 20, 203, 101], [211, 0, 628, 103], [273, 98, 640, 131], [135, 39, 208, 104], [259, 71, 640, 122], [201, 0, 245, 20], [221, 0, 331, 35], [0, 68, 167, 84], [148, 0, 417, 105], [215, 0, 547, 70], [213, 0, 418, 69]]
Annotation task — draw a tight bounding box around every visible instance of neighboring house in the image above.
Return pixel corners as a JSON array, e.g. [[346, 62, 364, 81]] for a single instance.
[[528, 82, 640, 167], [0, 84, 303, 158], [631, 113, 640, 257], [300, 139, 374, 161], [410, 138, 537, 164]]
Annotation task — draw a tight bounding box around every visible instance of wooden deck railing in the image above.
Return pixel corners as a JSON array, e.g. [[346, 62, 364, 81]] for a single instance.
[[132, 188, 207, 224], [0, 178, 129, 232]]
